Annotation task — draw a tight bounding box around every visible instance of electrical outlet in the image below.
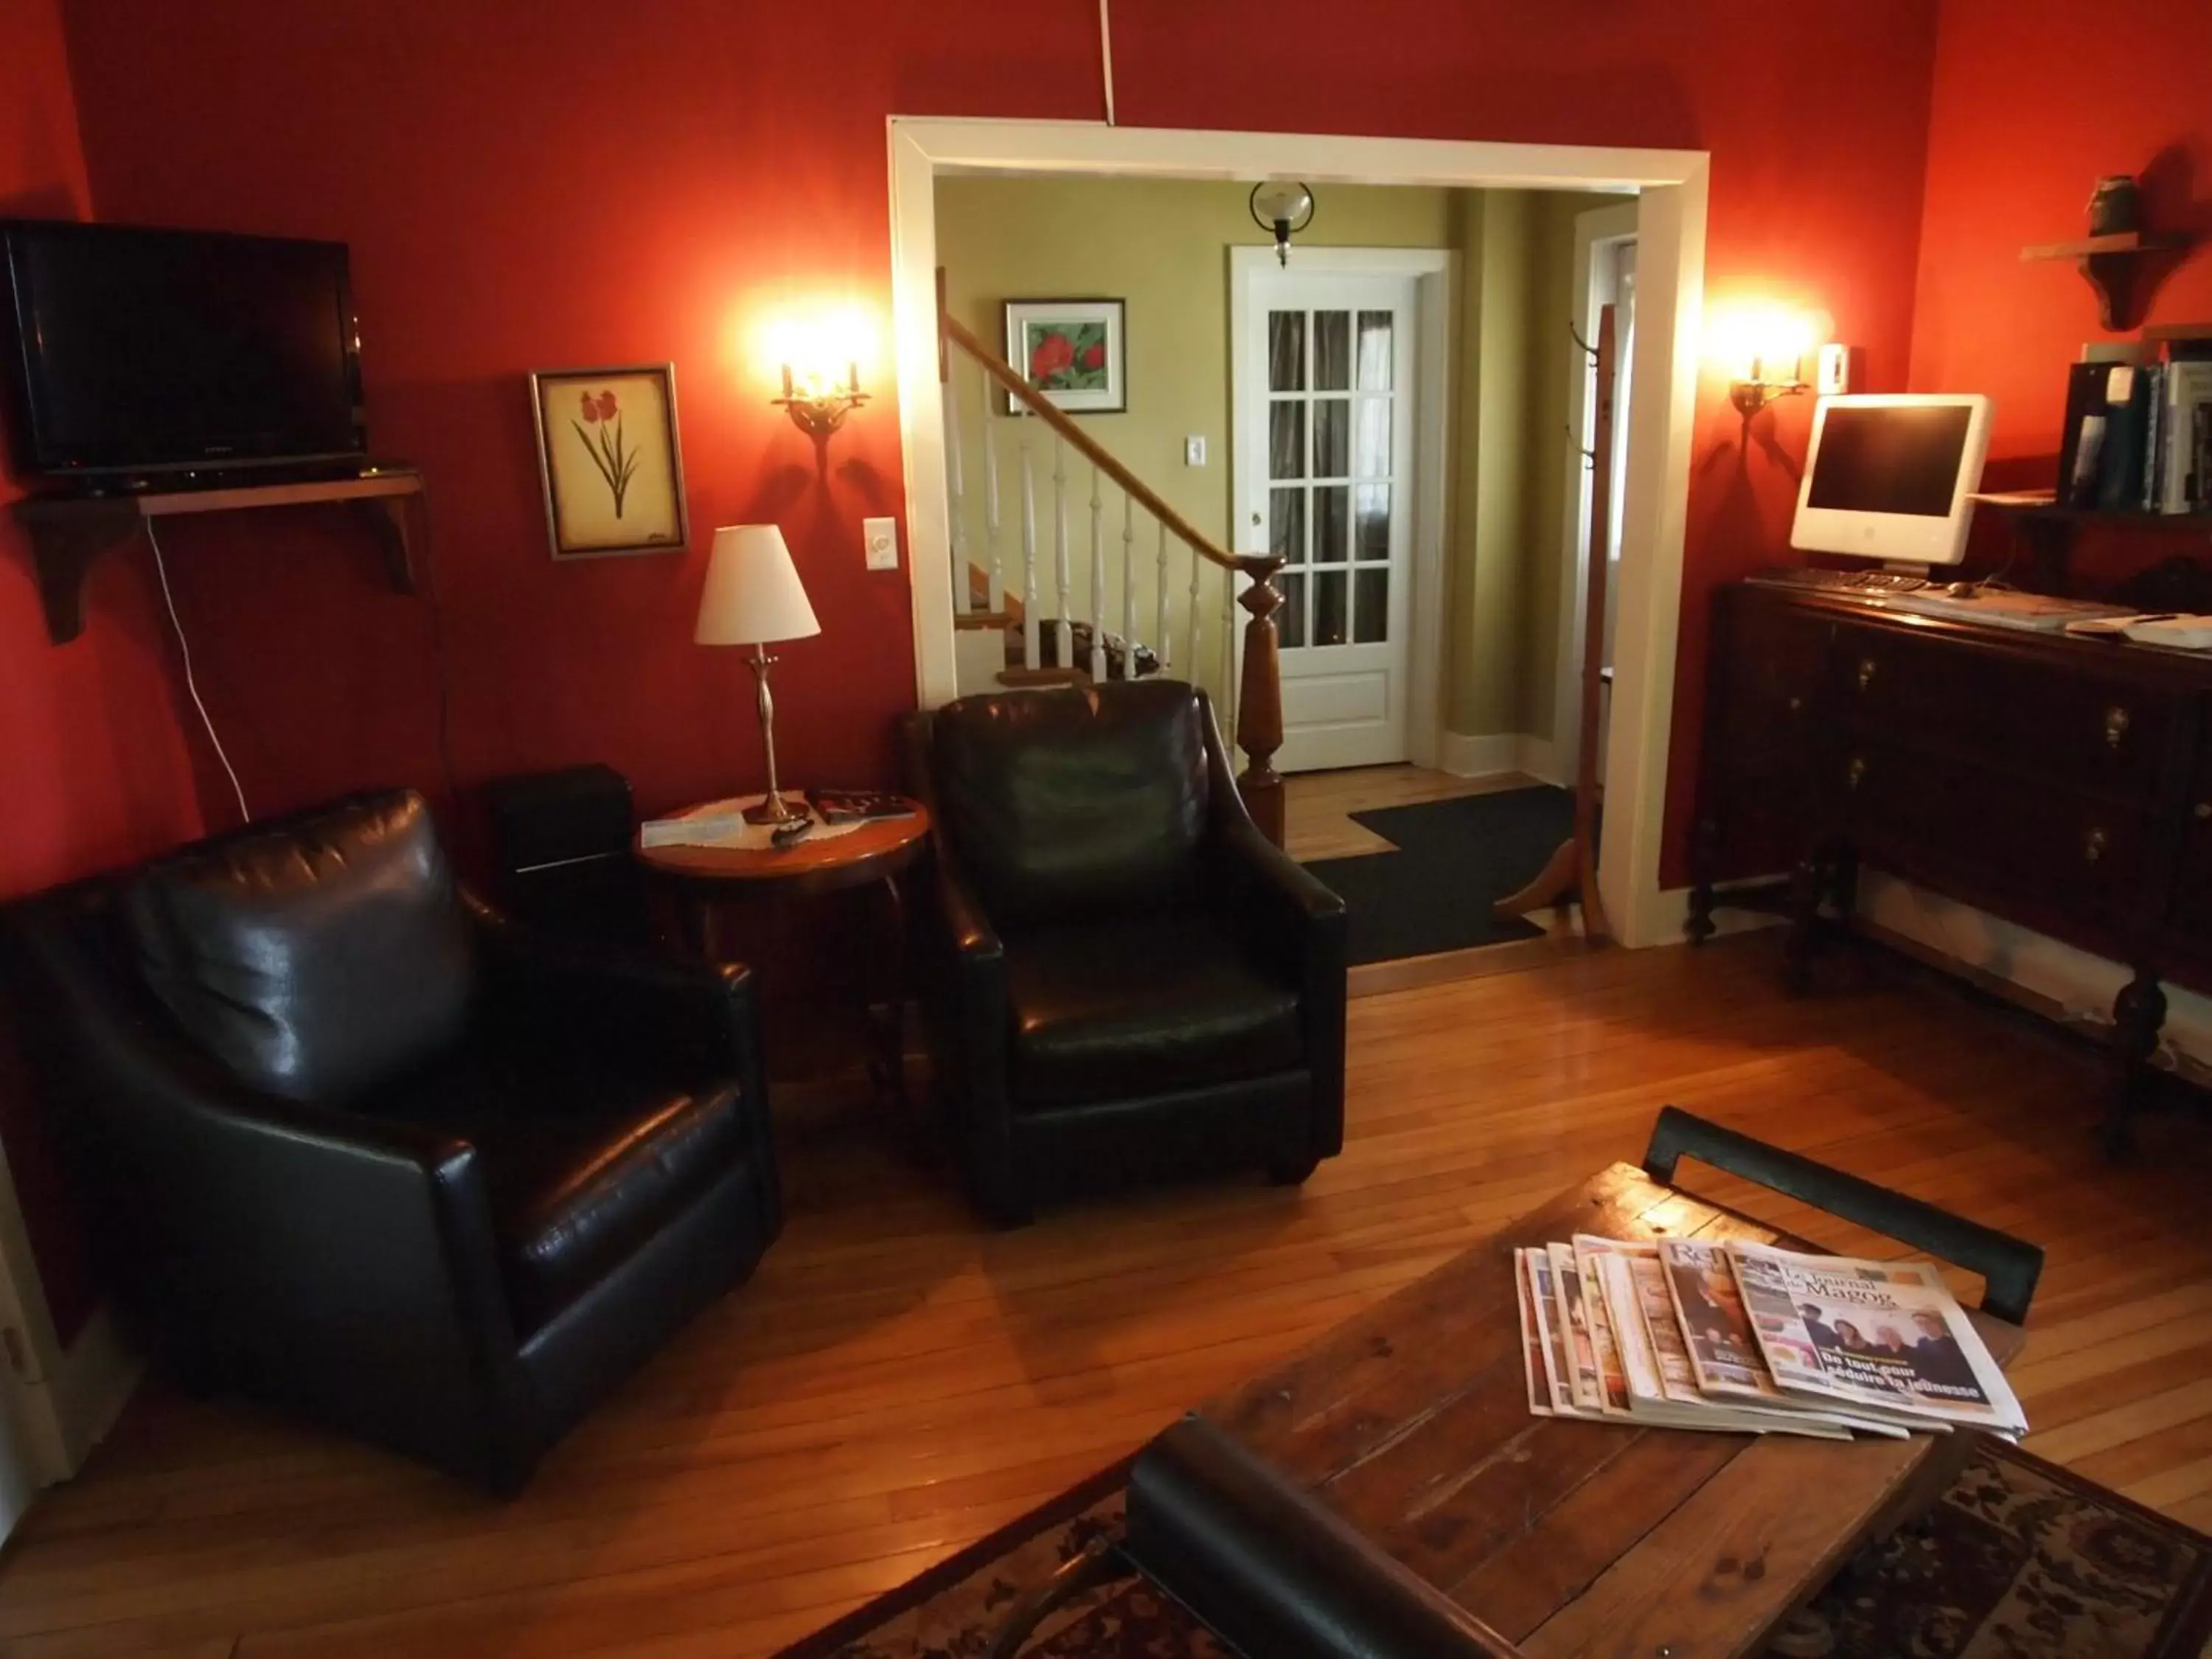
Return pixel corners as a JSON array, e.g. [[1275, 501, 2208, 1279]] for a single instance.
[[863, 516, 900, 571], [1185, 436, 1207, 467]]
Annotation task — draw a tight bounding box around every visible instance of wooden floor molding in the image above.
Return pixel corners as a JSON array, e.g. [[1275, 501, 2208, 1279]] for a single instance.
[[4, 933, 2211, 1658]]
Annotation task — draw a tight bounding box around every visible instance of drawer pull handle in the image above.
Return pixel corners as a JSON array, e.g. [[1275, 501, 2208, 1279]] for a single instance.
[[2084, 828, 2109, 864], [1787, 695, 1802, 713], [1856, 658, 1877, 692], [2197, 802, 2212, 821], [1846, 757, 1867, 790], [2105, 706, 2131, 750]]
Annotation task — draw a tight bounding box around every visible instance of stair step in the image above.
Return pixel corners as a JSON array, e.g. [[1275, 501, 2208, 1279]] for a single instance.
[[953, 610, 1015, 630], [998, 666, 1091, 688]]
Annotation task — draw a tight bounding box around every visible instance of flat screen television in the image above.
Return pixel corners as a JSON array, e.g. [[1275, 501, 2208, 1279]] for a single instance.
[[0, 219, 366, 483]]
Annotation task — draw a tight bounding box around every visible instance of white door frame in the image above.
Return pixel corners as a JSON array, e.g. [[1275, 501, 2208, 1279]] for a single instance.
[[1551, 200, 1643, 784], [888, 118, 1709, 950], [1228, 246, 1451, 773]]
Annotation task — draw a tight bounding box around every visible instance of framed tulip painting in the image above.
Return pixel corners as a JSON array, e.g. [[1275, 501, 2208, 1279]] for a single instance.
[[1002, 299, 1127, 414], [529, 363, 692, 559]]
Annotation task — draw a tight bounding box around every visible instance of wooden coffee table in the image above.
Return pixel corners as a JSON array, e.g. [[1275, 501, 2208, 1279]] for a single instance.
[[1203, 1161, 2025, 1658]]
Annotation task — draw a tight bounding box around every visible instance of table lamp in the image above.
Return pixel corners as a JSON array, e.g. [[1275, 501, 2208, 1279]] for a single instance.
[[696, 524, 820, 827]]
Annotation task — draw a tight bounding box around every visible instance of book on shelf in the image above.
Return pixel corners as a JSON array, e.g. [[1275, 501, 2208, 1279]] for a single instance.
[[2161, 362, 2212, 515], [2055, 355, 2212, 515], [1513, 1234, 2023, 1441]]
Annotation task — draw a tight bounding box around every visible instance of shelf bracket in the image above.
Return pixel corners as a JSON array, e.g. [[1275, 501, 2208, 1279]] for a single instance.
[[14, 498, 144, 645], [349, 495, 422, 596], [11, 470, 426, 645]]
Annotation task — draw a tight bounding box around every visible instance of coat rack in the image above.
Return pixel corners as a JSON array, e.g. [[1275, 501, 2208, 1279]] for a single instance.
[[1493, 305, 1617, 942]]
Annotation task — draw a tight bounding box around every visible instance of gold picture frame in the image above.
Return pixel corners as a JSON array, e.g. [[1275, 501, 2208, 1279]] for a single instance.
[[529, 363, 692, 559]]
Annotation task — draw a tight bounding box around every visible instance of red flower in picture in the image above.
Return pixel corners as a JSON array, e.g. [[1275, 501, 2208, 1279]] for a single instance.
[[570, 386, 641, 518], [1030, 331, 1075, 381], [1079, 341, 1105, 372]]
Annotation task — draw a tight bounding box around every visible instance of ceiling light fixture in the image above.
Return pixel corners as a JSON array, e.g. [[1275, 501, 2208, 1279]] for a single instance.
[[1249, 180, 1315, 267]]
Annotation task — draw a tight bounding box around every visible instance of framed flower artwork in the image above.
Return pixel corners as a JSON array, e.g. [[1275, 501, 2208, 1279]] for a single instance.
[[529, 364, 692, 559], [1001, 299, 1127, 414]]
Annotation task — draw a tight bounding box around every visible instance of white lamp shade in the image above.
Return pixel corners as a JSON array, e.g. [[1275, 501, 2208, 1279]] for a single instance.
[[695, 524, 821, 647]]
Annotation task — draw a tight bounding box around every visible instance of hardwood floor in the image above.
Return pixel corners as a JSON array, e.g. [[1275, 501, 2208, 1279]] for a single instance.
[[6, 933, 2212, 1658], [1281, 763, 1540, 863]]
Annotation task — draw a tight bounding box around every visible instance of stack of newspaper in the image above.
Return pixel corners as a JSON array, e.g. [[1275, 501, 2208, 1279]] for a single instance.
[[1514, 1236, 2026, 1440]]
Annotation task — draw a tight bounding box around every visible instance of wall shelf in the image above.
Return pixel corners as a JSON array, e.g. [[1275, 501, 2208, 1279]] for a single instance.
[[10, 469, 425, 644], [2021, 231, 2194, 330]]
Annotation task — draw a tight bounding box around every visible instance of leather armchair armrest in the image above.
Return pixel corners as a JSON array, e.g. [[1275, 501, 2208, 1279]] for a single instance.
[[1197, 695, 1348, 1157], [467, 891, 765, 1084], [5, 895, 536, 1482], [903, 711, 1020, 1217]]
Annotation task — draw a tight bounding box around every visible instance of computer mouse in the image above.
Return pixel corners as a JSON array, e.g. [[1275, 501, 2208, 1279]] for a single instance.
[[1944, 580, 1978, 598]]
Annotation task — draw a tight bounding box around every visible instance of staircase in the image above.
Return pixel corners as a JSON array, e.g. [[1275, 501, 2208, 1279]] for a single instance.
[[938, 307, 1290, 843]]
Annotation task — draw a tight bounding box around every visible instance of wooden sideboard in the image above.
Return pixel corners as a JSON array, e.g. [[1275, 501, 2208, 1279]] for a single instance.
[[1688, 580, 2212, 1150]]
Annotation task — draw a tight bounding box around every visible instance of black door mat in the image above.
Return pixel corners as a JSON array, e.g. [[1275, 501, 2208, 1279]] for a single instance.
[[1301, 785, 1576, 966]]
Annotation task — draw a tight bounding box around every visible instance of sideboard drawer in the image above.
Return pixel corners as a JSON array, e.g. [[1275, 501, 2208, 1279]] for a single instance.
[[1834, 624, 2174, 802], [1837, 743, 2152, 933]]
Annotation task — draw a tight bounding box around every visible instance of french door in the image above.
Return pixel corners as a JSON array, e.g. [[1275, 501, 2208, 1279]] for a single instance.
[[1235, 265, 1421, 772]]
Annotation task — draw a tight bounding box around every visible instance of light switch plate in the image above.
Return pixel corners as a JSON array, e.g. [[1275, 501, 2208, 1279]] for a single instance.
[[1816, 343, 1852, 397], [863, 515, 900, 571], [1185, 436, 1207, 467]]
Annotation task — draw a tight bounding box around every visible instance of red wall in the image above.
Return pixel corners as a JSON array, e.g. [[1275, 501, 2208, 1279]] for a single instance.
[[1913, 0, 2212, 471], [0, 0, 204, 1342], [52, 0, 1946, 888]]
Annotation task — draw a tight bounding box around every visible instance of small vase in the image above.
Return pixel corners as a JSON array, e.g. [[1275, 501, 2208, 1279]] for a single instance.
[[2088, 175, 2140, 237]]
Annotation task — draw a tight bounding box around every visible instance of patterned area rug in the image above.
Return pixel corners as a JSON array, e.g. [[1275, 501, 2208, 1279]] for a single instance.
[[778, 1440, 2212, 1659]]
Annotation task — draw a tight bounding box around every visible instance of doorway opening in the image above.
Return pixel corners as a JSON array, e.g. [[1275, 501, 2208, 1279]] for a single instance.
[[891, 121, 1708, 949]]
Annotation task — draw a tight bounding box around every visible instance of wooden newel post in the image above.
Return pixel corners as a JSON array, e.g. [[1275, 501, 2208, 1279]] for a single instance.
[[1234, 554, 1287, 846]]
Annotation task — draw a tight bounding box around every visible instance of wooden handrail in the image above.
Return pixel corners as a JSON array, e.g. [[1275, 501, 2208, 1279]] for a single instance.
[[942, 314, 1256, 577], [942, 308, 1289, 845]]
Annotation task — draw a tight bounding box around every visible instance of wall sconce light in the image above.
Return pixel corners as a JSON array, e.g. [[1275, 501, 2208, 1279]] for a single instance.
[[1249, 180, 1316, 267], [1711, 302, 1832, 419], [765, 307, 875, 440]]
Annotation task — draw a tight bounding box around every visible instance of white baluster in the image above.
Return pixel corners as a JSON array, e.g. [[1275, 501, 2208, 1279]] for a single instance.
[[980, 361, 1003, 615], [1121, 489, 1137, 678], [1088, 466, 1107, 682], [1052, 442, 1074, 673], [1222, 568, 1239, 734], [1019, 437, 1040, 670], [1187, 551, 1203, 684], [943, 371, 967, 611], [1157, 518, 1172, 670]]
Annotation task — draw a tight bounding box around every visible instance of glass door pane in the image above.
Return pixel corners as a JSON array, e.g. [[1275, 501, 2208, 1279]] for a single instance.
[[1267, 312, 1306, 391]]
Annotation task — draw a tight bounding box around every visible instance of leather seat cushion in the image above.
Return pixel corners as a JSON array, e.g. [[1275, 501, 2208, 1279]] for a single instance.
[[368, 1049, 746, 1332], [122, 790, 475, 1102], [1005, 913, 1303, 1109]]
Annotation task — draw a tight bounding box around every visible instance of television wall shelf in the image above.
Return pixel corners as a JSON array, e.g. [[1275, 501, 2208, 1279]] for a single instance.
[[10, 469, 425, 645], [2020, 231, 2193, 331]]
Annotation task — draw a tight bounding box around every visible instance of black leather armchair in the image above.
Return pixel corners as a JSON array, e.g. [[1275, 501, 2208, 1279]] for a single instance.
[[907, 681, 1346, 1225], [5, 790, 780, 1492]]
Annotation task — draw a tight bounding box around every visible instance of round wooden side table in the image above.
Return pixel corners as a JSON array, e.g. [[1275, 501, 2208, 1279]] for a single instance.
[[633, 799, 931, 1133]]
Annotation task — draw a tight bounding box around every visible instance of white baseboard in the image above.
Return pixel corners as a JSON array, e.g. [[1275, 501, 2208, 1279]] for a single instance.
[[1646, 882, 1784, 945], [46, 1304, 141, 1472], [1439, 729, 1565, 785], [1682, 868, 2212, 1067], [1855, 872, 2212, 1069]]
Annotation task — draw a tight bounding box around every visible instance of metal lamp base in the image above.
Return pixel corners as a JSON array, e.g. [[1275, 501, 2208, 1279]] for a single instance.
[[742, 792, 810, 827]]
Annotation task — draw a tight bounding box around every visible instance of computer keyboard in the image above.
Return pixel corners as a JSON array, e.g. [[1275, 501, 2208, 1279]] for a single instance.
[[1747, 567, 1930, 594]]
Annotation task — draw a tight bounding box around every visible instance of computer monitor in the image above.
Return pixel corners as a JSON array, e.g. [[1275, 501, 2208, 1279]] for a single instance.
[[1790, 393, 1992, 568]]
